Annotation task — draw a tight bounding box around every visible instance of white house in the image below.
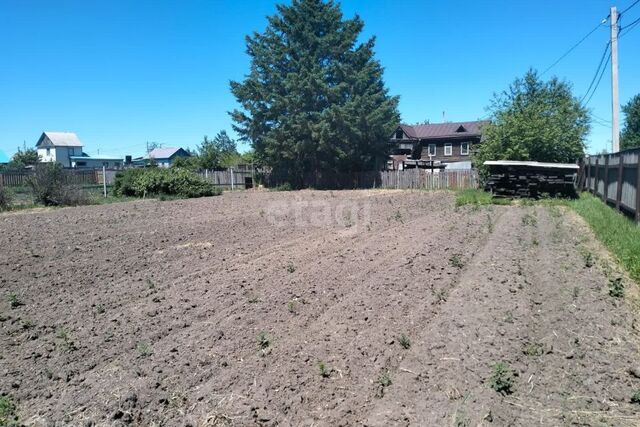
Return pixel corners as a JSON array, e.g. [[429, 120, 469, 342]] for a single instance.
[[36, 132, 85, 168], [36, 131, 123, 168]]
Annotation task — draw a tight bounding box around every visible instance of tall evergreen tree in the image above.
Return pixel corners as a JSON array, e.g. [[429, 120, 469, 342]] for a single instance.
[[621, 94, 640, 150], [230, 0, 399, 185]]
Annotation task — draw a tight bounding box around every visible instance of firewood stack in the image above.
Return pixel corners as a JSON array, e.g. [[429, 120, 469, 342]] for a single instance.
[[483, 161, 578, 198]]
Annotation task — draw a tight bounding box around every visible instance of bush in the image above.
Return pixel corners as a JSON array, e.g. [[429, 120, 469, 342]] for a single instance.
[[113, 167, 221, 198], [27, 164, 90, 207], [0, 186, 13, 211]]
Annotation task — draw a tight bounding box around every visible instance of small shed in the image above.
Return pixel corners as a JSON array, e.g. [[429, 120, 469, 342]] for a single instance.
[[484, 160, 579, 198]]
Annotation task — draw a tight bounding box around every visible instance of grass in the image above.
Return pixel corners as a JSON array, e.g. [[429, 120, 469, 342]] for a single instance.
[[569, 193, 640, 283], [7, 293, 22, 308], [489, 362, 515, 395], [56, 328, 78, 352], [137, 341, 153, 357], [257, 331, 271, 350], [455, 189, 494, 207], [286, 263, 296, 273], [632, 390, 640, 404], [449, 254, 464, 268], [0, 396, 19, 427]]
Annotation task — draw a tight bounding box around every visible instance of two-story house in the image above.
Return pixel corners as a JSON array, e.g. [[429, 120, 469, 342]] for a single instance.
[[36, 132, 85, 168], [388, 120, 489, 170]]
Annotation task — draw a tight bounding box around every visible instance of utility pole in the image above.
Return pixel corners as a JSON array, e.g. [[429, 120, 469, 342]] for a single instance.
[[611, 6, 620, 152]]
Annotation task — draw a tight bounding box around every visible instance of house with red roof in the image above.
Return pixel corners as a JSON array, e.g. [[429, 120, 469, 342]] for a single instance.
[[388, 120, 489, 170]]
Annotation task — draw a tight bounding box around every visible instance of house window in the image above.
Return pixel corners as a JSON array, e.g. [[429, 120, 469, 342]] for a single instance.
[[395, 129, 403, 139], [46, 148, 50, 156], [444, 143, 452, 156], [428, 144, 436, 156], [461, 142, 470, 155]]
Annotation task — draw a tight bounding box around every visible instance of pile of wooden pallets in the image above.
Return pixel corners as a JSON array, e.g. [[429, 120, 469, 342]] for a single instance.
[[483, 160, 579, 198]]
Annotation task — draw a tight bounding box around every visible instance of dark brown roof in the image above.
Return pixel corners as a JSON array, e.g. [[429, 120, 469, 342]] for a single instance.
[[400, 120, 489, 140]]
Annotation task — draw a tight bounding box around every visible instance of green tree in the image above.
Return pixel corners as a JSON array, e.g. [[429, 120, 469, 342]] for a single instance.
[[198, 135, 222, 170], [474, 70, 590, 175], [230, 0, 399, 186], [621, 94, 640, 150], [10, 148, 40, 168]]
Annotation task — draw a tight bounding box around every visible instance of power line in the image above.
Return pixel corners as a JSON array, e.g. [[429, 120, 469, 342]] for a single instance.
[[620, 15, 640, 37], [620, 0, 640, 15], [541, 17, 609, 76], [584, 52, 611, 106], [580, 41, 611, 104]]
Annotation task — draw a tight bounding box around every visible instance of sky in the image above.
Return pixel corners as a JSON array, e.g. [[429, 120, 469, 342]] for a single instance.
[[1, 0, 639, 159]]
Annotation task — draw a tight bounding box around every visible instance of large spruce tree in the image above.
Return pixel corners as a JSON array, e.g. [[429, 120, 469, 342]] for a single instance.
[[230, 0, 399, 185]]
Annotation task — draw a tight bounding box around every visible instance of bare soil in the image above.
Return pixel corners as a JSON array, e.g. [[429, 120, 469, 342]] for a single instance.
[[1, 191, 640, 426]]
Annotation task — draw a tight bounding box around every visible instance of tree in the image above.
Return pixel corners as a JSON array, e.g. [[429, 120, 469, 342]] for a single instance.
[[230, 0, 399, 186], [10, 148, 40, 168], [621, 94, 640, 150], [198, 135, 222, 170], [474, 70, 590, 175]]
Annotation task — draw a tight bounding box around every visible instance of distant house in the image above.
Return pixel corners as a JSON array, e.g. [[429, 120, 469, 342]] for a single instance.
[[388, 120, 489, 170], [132, 147, 191, 168], [35, 131, 123, 169], [36, 132, 84, 168]]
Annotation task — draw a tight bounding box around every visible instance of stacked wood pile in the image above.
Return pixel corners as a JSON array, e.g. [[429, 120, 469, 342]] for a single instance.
[[484, 161, 579, 198]]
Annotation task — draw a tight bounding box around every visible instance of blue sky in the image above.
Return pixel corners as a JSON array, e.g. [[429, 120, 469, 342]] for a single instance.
[[1, 0, 638, 158]]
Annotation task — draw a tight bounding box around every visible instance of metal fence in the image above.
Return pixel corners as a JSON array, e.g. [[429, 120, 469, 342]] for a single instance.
[[583, 148, 640, 221]]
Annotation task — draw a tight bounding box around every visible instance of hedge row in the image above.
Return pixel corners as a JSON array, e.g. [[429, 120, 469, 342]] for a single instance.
[[113, 168, 221, 198]]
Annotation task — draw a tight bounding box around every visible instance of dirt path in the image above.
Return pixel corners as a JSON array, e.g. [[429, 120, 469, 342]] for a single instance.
[[1, 191, 639, 426]]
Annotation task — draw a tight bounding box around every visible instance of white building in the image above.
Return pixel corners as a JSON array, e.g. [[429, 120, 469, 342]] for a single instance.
[[35, 131, 123, 169]]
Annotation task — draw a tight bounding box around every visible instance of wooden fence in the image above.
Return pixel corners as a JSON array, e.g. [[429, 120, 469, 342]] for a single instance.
[[582, 148, 640, 221], [0, 169, 106, 187], [199, 169, 255, 189], [379, 169, 478, 190]]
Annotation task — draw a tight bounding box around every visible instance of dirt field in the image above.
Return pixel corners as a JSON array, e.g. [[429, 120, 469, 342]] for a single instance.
[[2, 190, 640, 426]]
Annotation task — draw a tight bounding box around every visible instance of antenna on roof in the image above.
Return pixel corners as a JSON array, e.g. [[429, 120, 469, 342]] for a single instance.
[[442, 111, 446, 122]]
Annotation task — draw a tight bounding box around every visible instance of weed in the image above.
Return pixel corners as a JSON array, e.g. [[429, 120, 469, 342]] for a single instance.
[[449, 254, 464, 268], [433, 288, 448, 304], [137, 341, 153, 357], [287, 300, 297, 314], [608, 277, 624, 298], [8, 293, 22, 309], [393, 210, 403, 223], [486, 213, 494, 233], [0, 396, 19, 427], [146, 279, 155, 289], [22, 319, 35, 330], [378, 370, 392, 388], [96, 304, 106, 314], [531, 238, 539, 246], [259, 209, 265, 217], [399, 334, 411, 349], [582, 251, 595, 268], [286, 263, 296, 273], [521, 212, 537, 226], [248, 295, 260, 303], [504, 311, 514, 323], [318, 361, 331, 378], [523, 342, 544, 357], [572, 287, 580, 298], [257, 331, 271, 350], [343, 211, 353, 228], [489, 362, 516, 395], [631, 390, 640, 404], [57, 328, 78, 352]]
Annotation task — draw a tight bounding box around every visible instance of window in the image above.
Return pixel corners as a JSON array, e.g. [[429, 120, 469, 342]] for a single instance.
[[428, 144, 436, 156], [461, 142, 470, 156], [46, 148, 50, 156], [444, 143, 452, 156], [395, 129, 404, 139]]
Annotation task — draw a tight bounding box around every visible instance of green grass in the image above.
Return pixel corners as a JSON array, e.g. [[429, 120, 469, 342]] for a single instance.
[[0, 396, 19, 426], [569, 193, 640, 283], [455, 189, 494, 206]]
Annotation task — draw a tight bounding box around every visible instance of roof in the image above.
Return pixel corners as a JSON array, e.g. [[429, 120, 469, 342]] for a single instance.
[[146, 147, 188, 160], [38, 131, 83, 147], [484, 160, 579, 170], [0, 149, 9, 163], [399, 121, 489, 140]]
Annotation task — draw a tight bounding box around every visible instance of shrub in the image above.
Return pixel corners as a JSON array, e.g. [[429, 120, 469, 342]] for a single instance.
[[0, 396, 19, 427], [27, 164, 90, 206], [0, 186, 13, 211], [489, 362, 516, 395], [399, 334, 411, 349], [113, 168, 221, 198]]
